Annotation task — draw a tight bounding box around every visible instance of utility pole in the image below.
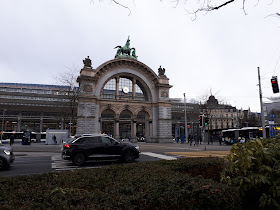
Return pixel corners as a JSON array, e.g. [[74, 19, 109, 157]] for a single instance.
[[258, 67, 267, 139], [184, 93, 188, 142]]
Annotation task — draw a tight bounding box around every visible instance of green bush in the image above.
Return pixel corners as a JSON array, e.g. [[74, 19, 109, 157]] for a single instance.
[[221, 138, 280, 209], [0, 158, 241, 209], [170, 157, 226, 182]]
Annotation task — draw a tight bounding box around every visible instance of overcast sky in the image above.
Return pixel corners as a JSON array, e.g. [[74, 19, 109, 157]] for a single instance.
[[1, 0, 280, 112]]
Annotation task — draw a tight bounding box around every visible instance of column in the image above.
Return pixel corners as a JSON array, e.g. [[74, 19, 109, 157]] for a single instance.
[[149, 120, 153, 137], [99, 119, 102, 133], [132, 120, 137, 142], [132, 79, 136, 99], [115, 120, 120, 139], [116, 77, 119, 99]]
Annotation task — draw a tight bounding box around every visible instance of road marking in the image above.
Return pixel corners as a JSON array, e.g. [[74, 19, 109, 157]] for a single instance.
[[165, 151, 230, 158], [141, 152, 177, 160]]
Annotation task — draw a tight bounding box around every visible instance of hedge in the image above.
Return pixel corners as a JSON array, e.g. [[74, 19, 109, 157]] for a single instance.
[[0, 157, 241, 210]]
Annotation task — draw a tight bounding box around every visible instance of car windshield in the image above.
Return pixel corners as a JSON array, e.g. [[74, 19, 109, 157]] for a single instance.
[[64, 137, 76, 144]]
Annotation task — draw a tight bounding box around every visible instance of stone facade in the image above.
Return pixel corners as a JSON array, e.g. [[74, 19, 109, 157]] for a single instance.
[[76, 57, 173, 143]]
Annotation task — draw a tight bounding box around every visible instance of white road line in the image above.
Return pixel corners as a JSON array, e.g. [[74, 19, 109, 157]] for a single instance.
[[140, 145, 202, 151], [141, 152, 177, 160]]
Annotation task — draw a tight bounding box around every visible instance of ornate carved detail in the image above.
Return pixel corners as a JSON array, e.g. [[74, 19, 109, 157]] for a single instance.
[[142, 106, 146, 110], [83, 85, 92, 92], [125, 105, 129, 110], [107, 104, 111, 109], [161, 91, 168, 98]]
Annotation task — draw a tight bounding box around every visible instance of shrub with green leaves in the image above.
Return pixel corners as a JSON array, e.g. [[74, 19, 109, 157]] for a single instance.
[[0, 158, 241, 209], [221, 138, 280, 209]]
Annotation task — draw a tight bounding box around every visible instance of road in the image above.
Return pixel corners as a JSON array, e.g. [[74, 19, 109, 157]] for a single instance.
[[0, 141, 232, 177]]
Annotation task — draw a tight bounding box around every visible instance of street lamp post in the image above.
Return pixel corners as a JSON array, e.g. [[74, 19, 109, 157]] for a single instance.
[[184, 93, 188, 142], [1, 109, 6, 142]]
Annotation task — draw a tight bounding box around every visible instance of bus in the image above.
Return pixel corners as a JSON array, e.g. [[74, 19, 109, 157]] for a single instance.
[[221, 126, 276, 144], [0, 131, 46, 143]]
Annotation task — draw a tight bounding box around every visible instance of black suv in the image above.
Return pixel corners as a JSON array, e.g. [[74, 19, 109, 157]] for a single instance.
[[62, 134, 140, 166]]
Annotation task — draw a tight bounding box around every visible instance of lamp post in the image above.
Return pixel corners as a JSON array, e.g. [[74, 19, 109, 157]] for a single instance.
[[1, 109, 6, 142], [184, 93, 188, 142]]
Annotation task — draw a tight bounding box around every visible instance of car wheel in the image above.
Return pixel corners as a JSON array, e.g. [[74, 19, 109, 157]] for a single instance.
[[0, 157, 9, 170], [123, 151, 135, 163], [72, 153, 86, 166]]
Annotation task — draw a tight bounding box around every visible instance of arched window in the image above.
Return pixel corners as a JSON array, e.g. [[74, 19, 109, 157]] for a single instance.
[[101, 76, 148, 101]]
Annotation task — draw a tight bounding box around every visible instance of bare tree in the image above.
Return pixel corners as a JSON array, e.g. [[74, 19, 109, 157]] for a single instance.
[[91, 0, 280, 20], [53, 67, 80, 135]]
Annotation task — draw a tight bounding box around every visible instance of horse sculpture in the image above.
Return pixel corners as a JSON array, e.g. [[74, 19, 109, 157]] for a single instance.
[[114, 37, 137, 59]]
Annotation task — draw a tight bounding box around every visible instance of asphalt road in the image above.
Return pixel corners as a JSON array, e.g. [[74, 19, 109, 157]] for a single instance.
[[0, 141, 232, 177]]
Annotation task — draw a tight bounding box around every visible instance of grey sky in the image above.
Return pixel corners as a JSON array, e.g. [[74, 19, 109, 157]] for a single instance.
[[1, 0, 280, 112]]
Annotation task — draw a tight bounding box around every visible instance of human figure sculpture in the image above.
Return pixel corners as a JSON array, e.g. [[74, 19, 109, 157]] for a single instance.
[[83, 56, 92, 68], [158, 66, 166, 77], [131, 48, 138, 59]]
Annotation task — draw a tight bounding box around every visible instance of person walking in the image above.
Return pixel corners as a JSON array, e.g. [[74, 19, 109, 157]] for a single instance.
[[218, 135, 222, 145], [193, 134, 199, 146], [188, 134, 193, 146], [10, 134, 15, 145], [52, 135, 57, 144]]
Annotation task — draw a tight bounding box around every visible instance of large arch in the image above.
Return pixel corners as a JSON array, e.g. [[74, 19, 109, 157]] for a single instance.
[[77, 57, 173, 143]]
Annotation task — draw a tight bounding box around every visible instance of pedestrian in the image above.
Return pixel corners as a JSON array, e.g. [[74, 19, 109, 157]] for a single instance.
[[218, 135, 222, 145], [198, 135, 202, 144], [52, 135, 57, 144], [188, 134, 193, 146], [10, 134, 15, 145], [193, 134, 199, 146], [210, 135, 213, 144]]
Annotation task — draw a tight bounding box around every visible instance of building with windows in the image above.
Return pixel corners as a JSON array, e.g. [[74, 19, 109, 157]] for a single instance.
[[0, 83, 73, 134], [200, 95, 243, 132]]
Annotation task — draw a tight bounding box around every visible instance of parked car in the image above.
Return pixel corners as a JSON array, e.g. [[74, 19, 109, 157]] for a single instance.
[[62, 134, 140, 166], [0, 144, 15, 170]]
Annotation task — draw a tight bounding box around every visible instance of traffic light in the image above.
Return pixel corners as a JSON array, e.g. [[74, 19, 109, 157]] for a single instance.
[[199, 115, 203, 127], [271, 76, 279, 93], [205, 117, 209, 125]]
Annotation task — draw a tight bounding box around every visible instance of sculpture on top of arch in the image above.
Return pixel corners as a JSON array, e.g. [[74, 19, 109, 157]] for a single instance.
[[114, 36, 138, 60]]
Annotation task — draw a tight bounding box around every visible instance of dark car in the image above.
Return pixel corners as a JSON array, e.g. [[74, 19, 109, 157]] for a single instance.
[[0, 144, 15, 170], [61, 134, 140, 166]]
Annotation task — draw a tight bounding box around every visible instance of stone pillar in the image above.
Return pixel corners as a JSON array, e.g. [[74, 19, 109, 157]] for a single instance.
[[158, 106, 173, 143], [99, 118, 102, 133], [116, 77, 119, 99], [149, 120, 153, 137], [132, 79, 136, 99], [132, 120, 137, 142], [115, 120, 120, 139]]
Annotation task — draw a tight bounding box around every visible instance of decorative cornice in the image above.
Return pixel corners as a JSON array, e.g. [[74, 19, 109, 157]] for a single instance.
[[94, 58, 160, 85]]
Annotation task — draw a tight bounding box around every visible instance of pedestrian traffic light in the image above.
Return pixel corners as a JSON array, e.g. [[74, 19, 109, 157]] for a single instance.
[[205, 117, 209, 125], [271, 76, 279, 93], [199, 115, 204, 127]]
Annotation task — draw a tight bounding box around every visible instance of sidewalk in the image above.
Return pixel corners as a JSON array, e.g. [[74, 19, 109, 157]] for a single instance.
[[7, 142, 62, 156]]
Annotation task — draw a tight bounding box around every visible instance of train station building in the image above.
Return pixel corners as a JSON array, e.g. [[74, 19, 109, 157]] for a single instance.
[[76, 38, 174, 142]]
